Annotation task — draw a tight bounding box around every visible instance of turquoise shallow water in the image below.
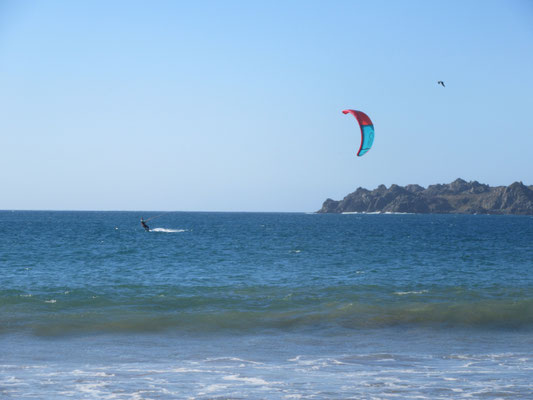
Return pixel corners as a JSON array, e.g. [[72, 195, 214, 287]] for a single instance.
[[1, 211, 532, 398]]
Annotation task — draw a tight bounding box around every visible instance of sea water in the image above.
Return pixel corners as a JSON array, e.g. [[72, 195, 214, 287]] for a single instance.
[[1, 211, 532, 399]]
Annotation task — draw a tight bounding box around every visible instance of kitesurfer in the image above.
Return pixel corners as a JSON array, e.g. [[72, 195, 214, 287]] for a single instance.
[[141, 217, 150, 232]]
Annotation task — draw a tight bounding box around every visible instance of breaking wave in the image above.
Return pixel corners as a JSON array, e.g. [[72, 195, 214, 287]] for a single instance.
[[2, 287, 532, 336]]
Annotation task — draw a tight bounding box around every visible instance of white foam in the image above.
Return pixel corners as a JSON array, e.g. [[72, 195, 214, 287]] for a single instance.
[[94, 372, 114, 377], [75, 381, 107, 395], [394, 290, 429, 295], [150, 228, 186, 233], [170, 367, 206, 373], [223, 374, 272, 385], [342, 211, 414, 215], [1, 376, 22, 384], [203, 383, 229, 393], [45, 299, 56, 303], [206, 357, 263, 365], [331, 359, 348, 365]]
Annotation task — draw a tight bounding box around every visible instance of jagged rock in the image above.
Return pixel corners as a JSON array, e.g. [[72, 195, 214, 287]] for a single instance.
[[448, 178, 470, 193], [317, 179, 533, 215], [405, 184, 425, 193]]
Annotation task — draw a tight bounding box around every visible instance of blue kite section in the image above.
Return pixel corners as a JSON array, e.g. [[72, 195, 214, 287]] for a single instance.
[[358, 125, 375, 156]]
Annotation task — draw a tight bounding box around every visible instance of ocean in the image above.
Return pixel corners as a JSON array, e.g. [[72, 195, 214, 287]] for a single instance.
[[1, 211, 532, 399]]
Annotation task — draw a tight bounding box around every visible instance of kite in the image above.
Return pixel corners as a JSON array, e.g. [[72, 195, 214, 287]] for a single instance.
[[342, 109, 375, 157]]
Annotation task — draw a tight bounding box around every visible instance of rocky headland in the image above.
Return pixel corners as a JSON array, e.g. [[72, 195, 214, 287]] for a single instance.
[[318, 179, 533, 215]]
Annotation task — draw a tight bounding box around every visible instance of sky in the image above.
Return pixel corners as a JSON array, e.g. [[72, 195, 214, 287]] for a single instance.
[[1, 0, 532, 212]]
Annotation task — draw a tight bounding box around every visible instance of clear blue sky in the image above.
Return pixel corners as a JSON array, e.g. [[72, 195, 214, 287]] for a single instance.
[[1, 0, 532, 211]]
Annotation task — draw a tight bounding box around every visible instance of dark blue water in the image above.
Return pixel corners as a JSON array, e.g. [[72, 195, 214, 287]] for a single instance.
[[1, 211, 532, 398]]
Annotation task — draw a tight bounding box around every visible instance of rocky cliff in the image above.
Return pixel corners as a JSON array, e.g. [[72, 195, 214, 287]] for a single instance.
[[317, 179, 533, 215]]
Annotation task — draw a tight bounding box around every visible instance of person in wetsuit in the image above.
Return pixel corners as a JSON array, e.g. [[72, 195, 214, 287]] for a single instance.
[[141, 217, 150, 232]]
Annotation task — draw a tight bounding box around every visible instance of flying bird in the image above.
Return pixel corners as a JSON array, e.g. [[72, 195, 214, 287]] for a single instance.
[[438, 81, 445, 87]]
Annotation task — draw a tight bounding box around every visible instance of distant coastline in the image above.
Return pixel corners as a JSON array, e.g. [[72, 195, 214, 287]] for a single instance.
[[318, 179, 533, 215]]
